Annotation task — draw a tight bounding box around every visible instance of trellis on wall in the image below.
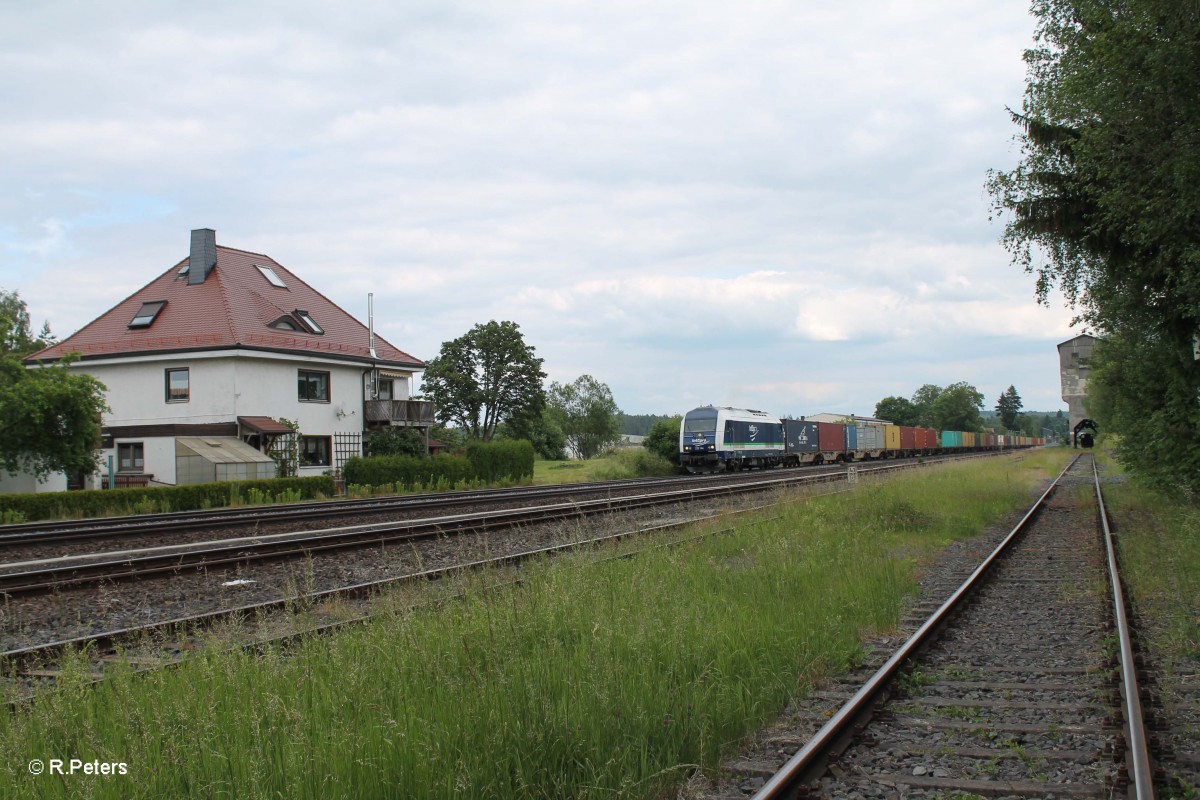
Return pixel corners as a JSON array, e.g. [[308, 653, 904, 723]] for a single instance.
[[268, 433, 299, 477], [333, 433, 361, 475]]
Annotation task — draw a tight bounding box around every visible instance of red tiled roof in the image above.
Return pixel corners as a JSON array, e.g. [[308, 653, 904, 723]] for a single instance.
[[27, 243, 424, 369]]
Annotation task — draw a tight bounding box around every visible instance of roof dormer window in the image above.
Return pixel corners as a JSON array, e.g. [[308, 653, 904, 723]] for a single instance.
[[268, 315, 301, 332], [129, 300, 167, 328], [294, 309, 324, 335], [256, 265, 287, 288]]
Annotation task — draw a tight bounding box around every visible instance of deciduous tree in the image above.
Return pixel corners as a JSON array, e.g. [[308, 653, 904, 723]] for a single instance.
[[546, 374, 621, 460], [1087, 331, 1200, 490], [1, 355, 108, 479], [496, 408, 567, 461], [874, 396, 918, 427], [986, 0, 1200, 489], [1, 289, 54, 357], [910, 384, 941, 428], [422, 321, 546, 441], [931, 382, 985, 433], [1, 291, 106, 479]]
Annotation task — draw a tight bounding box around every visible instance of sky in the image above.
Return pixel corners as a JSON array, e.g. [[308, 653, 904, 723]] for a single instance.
[[0, 1, 1080, 419]]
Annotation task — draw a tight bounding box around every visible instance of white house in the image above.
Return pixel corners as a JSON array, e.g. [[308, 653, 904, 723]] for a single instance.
[[5, 229, 429, 493]]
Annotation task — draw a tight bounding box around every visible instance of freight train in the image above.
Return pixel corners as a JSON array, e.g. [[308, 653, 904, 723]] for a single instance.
[[679, 405, 1044, 474]]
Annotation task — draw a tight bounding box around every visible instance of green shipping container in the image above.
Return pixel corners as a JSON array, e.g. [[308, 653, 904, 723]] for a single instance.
[[941, 430, 963, 449]]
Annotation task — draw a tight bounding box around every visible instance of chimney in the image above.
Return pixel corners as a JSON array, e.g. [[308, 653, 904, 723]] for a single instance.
[[188, 228, 217, 285]]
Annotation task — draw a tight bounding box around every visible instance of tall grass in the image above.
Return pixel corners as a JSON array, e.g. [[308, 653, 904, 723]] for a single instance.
[[0, 451, 1068, 799], [1101, 472, 1200, 664], [533, 449, 678, 484]]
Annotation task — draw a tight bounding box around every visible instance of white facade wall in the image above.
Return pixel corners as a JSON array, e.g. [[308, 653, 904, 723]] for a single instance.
[[67, 349, 414, 484], [0, 471, 67, 494]]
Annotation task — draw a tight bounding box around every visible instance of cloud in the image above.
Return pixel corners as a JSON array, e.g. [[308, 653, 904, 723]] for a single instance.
[[0, 1, 1077, 419]]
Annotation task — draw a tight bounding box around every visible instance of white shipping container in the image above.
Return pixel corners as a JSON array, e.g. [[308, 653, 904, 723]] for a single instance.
[[856, 423, 885, 451]]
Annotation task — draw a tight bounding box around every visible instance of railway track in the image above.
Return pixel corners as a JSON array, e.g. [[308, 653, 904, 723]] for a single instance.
[[0, 452, 999, 556], [689, 453, 1160, 800], [0, 503, 775, 703], [0, 473, 728, 549], [1, 453, 999, 703], [0, 456, 1002, 599], [0, 472, 845, 597]]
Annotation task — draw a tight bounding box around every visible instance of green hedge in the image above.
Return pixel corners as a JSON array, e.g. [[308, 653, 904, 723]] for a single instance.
[[0, 475, 335, 523], [341, 440, 535, 491], [341, 453, 475, 490], [466, 439, 535, 483]]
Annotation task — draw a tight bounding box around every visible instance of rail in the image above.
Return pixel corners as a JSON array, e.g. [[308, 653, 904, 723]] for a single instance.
[[1095, 457, 1155, 800], [752, 454, 1081, 799]]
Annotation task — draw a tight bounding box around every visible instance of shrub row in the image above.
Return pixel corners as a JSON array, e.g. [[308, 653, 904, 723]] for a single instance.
[[0, 475, 335, 523], [341, 453, 475, 490], [466, 439, 535, 483], [342, 439, 535, 490]]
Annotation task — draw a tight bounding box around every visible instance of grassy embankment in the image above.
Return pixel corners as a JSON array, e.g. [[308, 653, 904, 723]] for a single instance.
[[1096, 448, 1200, 681], [1, 450, 1070, 799], [533, 448, 678, 484]]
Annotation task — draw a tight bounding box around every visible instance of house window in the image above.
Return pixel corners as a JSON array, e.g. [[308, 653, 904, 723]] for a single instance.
[[300, 436, 331, 467], [129, 300, 167, 328], [298, 370, 330, 402], [117, 442, 145, 472], [165, 368, 190, 402], [378, 378, 393, 400]]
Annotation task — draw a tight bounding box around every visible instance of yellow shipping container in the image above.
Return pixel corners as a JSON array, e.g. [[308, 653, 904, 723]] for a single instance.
[[884, 424, 901, 451], [963, 431, 977, 447]]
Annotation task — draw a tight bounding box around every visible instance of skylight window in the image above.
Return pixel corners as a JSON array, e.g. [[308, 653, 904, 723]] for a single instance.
[[294, 309, 324, 335], [177, 264, 190, 276], [256, 265, 287, 288], [129, 300, 167, 328]]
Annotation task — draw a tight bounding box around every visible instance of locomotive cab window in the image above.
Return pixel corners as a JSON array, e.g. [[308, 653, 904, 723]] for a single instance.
[[683, 410, 718, 432]]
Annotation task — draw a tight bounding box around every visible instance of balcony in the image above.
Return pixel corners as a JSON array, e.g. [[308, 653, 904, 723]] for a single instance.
[[364, 399, 436, 427]]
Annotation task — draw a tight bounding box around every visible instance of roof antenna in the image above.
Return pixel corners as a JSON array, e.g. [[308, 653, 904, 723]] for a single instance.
[[368, 293, 378, 359]]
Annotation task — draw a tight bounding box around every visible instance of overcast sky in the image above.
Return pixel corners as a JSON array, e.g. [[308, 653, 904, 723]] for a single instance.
[[0, 1, 1079, 420]]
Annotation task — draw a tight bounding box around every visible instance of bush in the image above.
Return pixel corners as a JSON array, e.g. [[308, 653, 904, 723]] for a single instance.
[[643, 417, 682, 464], [466, 439, 535, 483], [363, 427, 427, 457], [0, 475, 335, 522], [341, 453, 475, 490], [341, 440, 534, 491], [593, 449, 679, 480]]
